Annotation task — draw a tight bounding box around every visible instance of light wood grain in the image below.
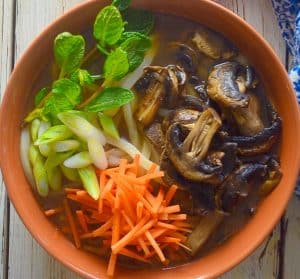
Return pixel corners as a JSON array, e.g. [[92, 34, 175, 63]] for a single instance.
[[1, 0, 298, 278], [0, 0, 15, 278], [284, 196, 300, 278]]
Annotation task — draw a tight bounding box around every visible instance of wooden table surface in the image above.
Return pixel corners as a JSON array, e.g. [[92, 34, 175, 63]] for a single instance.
[[0, 0, 299, 278]]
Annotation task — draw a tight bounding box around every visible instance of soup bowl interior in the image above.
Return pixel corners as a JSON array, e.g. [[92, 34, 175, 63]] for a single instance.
[[0, 0, 300, 278]]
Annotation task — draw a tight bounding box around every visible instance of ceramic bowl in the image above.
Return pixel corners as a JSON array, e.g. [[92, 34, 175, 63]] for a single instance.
[[0, 0, 300, 278]]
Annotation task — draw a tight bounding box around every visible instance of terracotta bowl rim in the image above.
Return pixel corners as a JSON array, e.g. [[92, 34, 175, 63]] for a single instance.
[[0, 0, 300, 278]]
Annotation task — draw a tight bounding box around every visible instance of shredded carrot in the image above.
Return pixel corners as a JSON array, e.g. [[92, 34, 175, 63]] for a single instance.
[[119, 248, 150, 263], [63, 199, 81, 248], [44, 207, 63, 217], [48, 155, 191, 277], [67, 194, 98, 210], [167, 214, 187, 221], [165, 185, 178, 206], [160, 205, 181, 214], [76, 210, 89, 233], [64, 188, 82, 194], [136, 201, 144, 221], [145, 231, 166, 262], [107, 253, 117, 277]]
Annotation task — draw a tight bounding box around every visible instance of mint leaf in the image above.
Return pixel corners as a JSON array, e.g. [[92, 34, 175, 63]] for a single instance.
[[93, 6, 124, 47], [112, 0, 131, 11], [34, 87, 50, 106], [120, 32, 151, 72], [122, 9, 154, 35], [104, 47, 129, 81], [85, 87, 134, 112], [54, 32, 85, 77], [43, 79, 82, 121], [70, 69, 95, 87]]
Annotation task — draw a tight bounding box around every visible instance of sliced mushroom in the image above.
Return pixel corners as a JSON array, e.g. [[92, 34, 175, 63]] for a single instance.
[[171, 42, 199, 73], [165, 65, 187, 107], [186, 211, 224, 255], [207, 62, 254, 108], [165, 108, 222, 184], [135, 65, 188, 127], [259, 157, 282, 196], [160, 151, 218, 212], [135, 68, 168, 127], [216, 164, 267, 213], [225, 112, 281, 156], [162, 108, 201, 132], [192, 28, 235, 59], [233, 94, 264, 136], [144, 122, 165, 154]]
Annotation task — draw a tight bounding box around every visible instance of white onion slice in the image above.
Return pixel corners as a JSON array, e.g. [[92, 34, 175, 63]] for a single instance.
[[106, 136, 156, 170], [87, 136, 108, 170], [20, 127, 35, 186], [38, 121, 51, 156], [63, 151, 92, 169]]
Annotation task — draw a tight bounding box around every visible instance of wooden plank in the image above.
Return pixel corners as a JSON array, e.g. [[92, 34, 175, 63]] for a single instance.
[[283, 196, 300, 279], [7, 1, 82, 278], [283, 52, 300, 279], [0, 0, 15, 278]]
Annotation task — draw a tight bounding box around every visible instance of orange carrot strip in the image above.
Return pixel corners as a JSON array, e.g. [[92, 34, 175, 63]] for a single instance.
[[44, 207, 63, 217], [80, 231, 112, 239], [145, 189, 156, 207], [101, 179, 114, 199], [153, 188, 164, 213], [144, 244, 168, 259], [64, 188, 82, 194], [112, 210, 121, 244], [119, 248, 150, 263], [150, 228, 169, 239], [76, 194, 99, 207], [167, 214, 187, 221], [157, 221, 191, 233], [137, 193, 153, 213], [67, 194, 98, 210], [160, 205, 181, 214], [167, 231, 188, 242], [165, 185, 178, 206], [178, 242, 192, 252], [76, 210, 89, 233], [98, 175, 109, 213], [99, 171, 107, 193], [157, 236, 181, 243], [157, 221, 177, 229], [119, 191, 136, 222], [121, 211, 150, 255], [136, 201, 144, 221], [145, 231, 166, 262], [111, 216, 150, 254], [107, 253, 117, 277], [91, 218, 113, 237], [119, 159, 128, 175], [63, 199, 81, 248], [147, 163, 158, 174], [172, 221, 193, 228], [76, 190, 88, 196]]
